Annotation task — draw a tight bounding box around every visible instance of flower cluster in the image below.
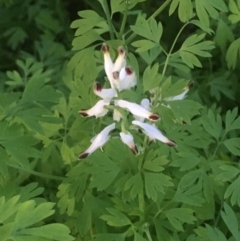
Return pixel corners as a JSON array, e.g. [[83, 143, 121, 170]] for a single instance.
[[78, 44, 189, 159]]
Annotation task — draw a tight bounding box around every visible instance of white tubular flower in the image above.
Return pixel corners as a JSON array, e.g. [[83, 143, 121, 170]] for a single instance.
[[79, 123, 116, 159], [79, 100, 109, 118], [112, 46, 126, 72], [118, 67, 137, 91], [134, 98, 151, 122], [120, 132, 138, 154], [117, 99, 160, 121], [165, 81, 193, 101], [132, 120, 176, 147], [102, 43, 115, 89], [93, 82, 117, 101]]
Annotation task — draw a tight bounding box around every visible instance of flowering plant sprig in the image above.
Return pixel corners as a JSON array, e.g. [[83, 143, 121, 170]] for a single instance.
[[78, 43, 190, 159]]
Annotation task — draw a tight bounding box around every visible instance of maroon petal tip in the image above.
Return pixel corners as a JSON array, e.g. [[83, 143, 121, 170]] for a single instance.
[[125, 66, 133, 75], [118, 46, 125, 55], [131, 146, 138, 155], [188, 81, 194, 89], [166, 140, 176, 147], [149, 114, 160, 121], [78, 152, 89, 159], [102, 43, 109, 53], [95, 82, 102, 92], [79, 110, 89, 117]]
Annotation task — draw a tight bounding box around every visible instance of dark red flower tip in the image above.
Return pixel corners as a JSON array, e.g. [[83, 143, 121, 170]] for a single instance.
[[112, 71, 119, 80], [149, 114, 160, 121], [188, 81, 194, 89], [166, 140, 176, 147], [79, 110, 89, 117], [131, 146, 138, 155], [102, 43, 109, 53], [78, 152, 89, 159], [118, 46, 125, 55], [125, 66, 133, 75], [95, 82, 102, 91]]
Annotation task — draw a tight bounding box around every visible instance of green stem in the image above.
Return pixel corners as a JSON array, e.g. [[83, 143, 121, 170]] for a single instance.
[[125, 0, 172, 45], [145, 229, 153, 241], [102, 0, 114, 40], [138, 188, 145, 220], [152, 22, 188, 110], [119, 2, 128, 40], [8, 164, 65, 181]]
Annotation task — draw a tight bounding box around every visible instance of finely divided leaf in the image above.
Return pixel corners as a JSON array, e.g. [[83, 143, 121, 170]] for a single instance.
[[179, 34, 214, 68], [226, 38, 240, 69], [221, 203, 240, 241], [224, 138, 240, 156], [228, 0, 240, 24], [165, 208, 196, 231], [169, 0, 193, 23], [195, 0, 227, 27], [224, 175, 240, 206], [100, 208, 131, 227]]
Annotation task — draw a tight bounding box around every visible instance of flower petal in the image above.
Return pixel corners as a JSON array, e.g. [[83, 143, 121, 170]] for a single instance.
[[79, 123, 116, 159], [120, 132, 138, 154], [79, 100, 109, 118], [93, 82, 117, 101], [134, 98, 151, 122], [118, 67, 137, 91], [113, 46, 126, 72], [102, 43, 114, 88], [132, 120, 176, 146], [117, 99, 160, 121]]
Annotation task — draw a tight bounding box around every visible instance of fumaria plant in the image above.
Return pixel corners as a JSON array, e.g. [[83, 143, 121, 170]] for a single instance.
[[0, 0, 240, 240]]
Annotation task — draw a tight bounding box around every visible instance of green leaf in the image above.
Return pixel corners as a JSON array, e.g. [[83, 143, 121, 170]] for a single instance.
[[18, 224, 74, 241], [169, 0, 193, 22], [13, 201, 55, 231], [216, 165, 240, 182], [225, 108, 240, 133], [124, 173, 143, 200], [205, 224, 228, 241], [221, 202, 240, 241], [134, 233, 148, 241], [224, 175, 240, 207], [224, 138, 240, 156], [142, 63, 162, 92], [170, 152, 200, 171], [165, 208, 196, 231], [168, 100, 202, 125], [201, 109, 222, 140], [179, 34, 215, 68], [195, 0, 227, 27], [100, 208, 131, 227], [226, 37, 240, 69], [86, 152, 121, 191], [144, 172, 173, 201], [76, 202, 92, 237], [228, 0, 240, 24], [93, 233, 125, 241], [143, 156, 169, 172], [130, 16, 162, 43], [131, 40, 157, 52]]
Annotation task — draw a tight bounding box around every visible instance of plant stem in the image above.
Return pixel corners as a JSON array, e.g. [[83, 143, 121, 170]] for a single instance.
[[102, 0, 114, 40], [152, 22, 188, 110], [125, 0, 172, 45], [119, 1, 128, 40], [145, 229, 153, 241], [8, 164, 65, 181]]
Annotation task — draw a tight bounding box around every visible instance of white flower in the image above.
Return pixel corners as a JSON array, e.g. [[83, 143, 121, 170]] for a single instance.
[[134, 98, 151, 122], [132, 120, 176, 147], [116, 99, 159, 121], [120, 131, 138, 154], [93, 82, 117, 101], [79, 100, 109, 118], [79, 123, 116, 159], [165, 81, 193, 101], [102, 43, 136, 91]]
